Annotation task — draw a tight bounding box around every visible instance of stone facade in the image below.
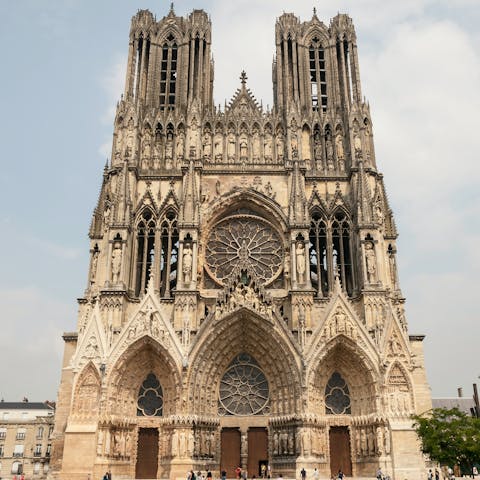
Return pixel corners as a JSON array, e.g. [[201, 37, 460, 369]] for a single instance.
[[0, 401, 54, 480], [50, 6, 432, 480]]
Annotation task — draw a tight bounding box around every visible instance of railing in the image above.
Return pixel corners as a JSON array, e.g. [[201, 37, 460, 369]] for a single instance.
[[13, 452, 24, 457], [16, 433, 26, 440], [33, 452, 42, 457]]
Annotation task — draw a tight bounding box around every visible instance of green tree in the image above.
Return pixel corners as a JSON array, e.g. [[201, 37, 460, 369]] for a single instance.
[[412, 407, 480, 474]]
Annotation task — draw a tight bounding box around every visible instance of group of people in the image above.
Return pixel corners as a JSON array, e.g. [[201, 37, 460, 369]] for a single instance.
[[187, 470, 213, 480]]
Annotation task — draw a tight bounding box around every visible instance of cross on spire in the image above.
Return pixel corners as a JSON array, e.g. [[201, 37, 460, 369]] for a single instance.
[[240, 70, 248, 86]]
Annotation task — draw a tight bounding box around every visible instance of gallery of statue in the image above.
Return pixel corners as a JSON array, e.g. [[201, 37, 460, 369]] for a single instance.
[[50, 6, 432, 480]]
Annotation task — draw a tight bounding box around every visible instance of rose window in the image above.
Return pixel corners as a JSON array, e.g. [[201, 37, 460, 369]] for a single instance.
[[205, 215, 283, 286], [218, 353, 269, 416], [325, 371, 351, 415]]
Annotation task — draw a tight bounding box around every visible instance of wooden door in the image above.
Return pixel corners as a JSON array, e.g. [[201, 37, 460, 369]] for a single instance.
[[221, 428, 241, 478], [329, 426, 352, 477], [136, 428, 159, 479], [247, 428, 268, 477]]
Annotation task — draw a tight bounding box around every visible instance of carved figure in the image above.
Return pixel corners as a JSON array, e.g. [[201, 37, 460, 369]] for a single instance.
[[214, 133, 223, 161], [111, 243, 122, 283], [176, 132, 185, 162], [90, 250, 99, 283], [203, 132, 212, 160], [227, 130, 236, 160], [296, 241, 306, 284], [276, 134, 285, 161], [335, 133, 344, 160], [264, 134, 272, 161], [182, 243, 193, 283], [354, 134, 362, 154], [252, 128, 260, 161], [165, 132, 174, 168], [365, 242, 377, 283]]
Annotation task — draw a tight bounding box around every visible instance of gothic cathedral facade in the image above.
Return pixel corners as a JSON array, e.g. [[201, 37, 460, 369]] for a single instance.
[[51, 7, 432, 480]]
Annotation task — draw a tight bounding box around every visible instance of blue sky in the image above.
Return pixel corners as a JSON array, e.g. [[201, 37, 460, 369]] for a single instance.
[[0, 0, 479, 402]]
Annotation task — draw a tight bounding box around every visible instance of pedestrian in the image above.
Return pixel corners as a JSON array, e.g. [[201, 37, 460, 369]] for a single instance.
[[206, 470, 212, 479], [428, 469, 433, 480], [241, 469, 247, 480], [221, 470, 227, 480], [261, 464, 267, 479], [376, 467, 383, 480], [312, 468, 319, 480], [434, 469, 440, 480], [235, 466, 242, 479], [300, 468, 306, 480], [337, 470, 344, 479], [103, 472, 109, 480]]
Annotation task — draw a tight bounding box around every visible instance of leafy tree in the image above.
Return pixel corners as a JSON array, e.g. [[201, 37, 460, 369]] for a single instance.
[[412, 407, 480, 474]]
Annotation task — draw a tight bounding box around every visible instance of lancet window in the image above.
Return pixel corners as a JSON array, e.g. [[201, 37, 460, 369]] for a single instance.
[[325, 372, 351, 415], [159, 209, 179, 297], [135, 210, 156, 296], [309, 37, 327, 111], [159, 34, 178, 110], [137, 373, 163, 417], [133, 34, 150, 102], [309, 210, 355, 296]]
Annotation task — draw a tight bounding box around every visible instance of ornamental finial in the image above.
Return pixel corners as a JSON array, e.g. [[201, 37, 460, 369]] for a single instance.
[[240, 70, 248, 86]]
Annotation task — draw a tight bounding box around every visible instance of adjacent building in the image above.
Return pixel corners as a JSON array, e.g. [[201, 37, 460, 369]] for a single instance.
[[0, 401, 54, 479], [51, 6, 432, 480]]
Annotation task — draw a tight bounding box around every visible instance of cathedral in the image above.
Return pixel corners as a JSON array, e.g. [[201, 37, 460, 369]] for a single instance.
[[50, 6, 432, 480]]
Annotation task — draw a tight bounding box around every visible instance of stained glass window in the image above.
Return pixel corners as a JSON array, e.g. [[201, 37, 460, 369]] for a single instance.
[[137, 373, 163, 416], [325, 371, 351, 415]]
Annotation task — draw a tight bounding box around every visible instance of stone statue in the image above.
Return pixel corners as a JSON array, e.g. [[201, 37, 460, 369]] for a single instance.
[[365, 242, 377, 283], [296, 241, 306, 284], [214, 133, 223, 161], [335, 133, 344, 160], [239, 135, 248, 159], [276, 134, 285, 161], [90, 249, 99, 284], [273, 432, 279, 455], [264, 134, 272, 162], [203, 132, 212, 160], [182, 243, 193, 284], [354, 134, 362, 155], [125, 118, 135, 157], [326, 137, 334, 170], [291, 134, 298, 159], [227, 130, 236, 161], [111, 243, 122, 283], [176, 132, 185, 162], [165, 132, 174, 169], [252, 128, 260, 161]]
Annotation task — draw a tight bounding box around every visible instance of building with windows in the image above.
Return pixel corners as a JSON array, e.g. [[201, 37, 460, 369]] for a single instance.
[[51, 6, 432, 480], [0, 401, 54, 479]]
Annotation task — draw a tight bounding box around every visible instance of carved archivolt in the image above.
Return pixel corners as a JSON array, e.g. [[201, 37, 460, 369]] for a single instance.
[[72, 363, 101, 418]]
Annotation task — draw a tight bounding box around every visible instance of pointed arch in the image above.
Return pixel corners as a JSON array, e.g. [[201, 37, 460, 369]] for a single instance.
[[308, 335, 378, 416], [158, 208, 179, 297], [187, 308, 302, 416], [309, 208, 329, 296], [331, 208, 354, 295], [385, 361, 414, 415], [134, 208, 157, 296], [107, 336, 181, 418], [71, 362, 101, 418]]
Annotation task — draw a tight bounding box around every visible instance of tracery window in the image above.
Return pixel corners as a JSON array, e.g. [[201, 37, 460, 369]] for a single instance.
[[135, 210, 156, 296], [309, 210, 355, 296], [325, 372, 351, 415], [137, 373, 163, 417], [160, 34, 177, 110], [218, 353, 269, 416], [309, 37, 327, 112], [159, 210, 179, 297], [205, 215, 283, 286], [332, 212, 353, 295]]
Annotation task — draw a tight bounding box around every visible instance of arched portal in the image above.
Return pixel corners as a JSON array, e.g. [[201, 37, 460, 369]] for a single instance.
[[188, 309, 301, 477]]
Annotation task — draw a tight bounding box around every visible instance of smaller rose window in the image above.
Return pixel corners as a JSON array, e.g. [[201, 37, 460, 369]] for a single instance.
[[137, 373, 163, 417], [325, 371, 351, 415], [218, 353, 269, 416]]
